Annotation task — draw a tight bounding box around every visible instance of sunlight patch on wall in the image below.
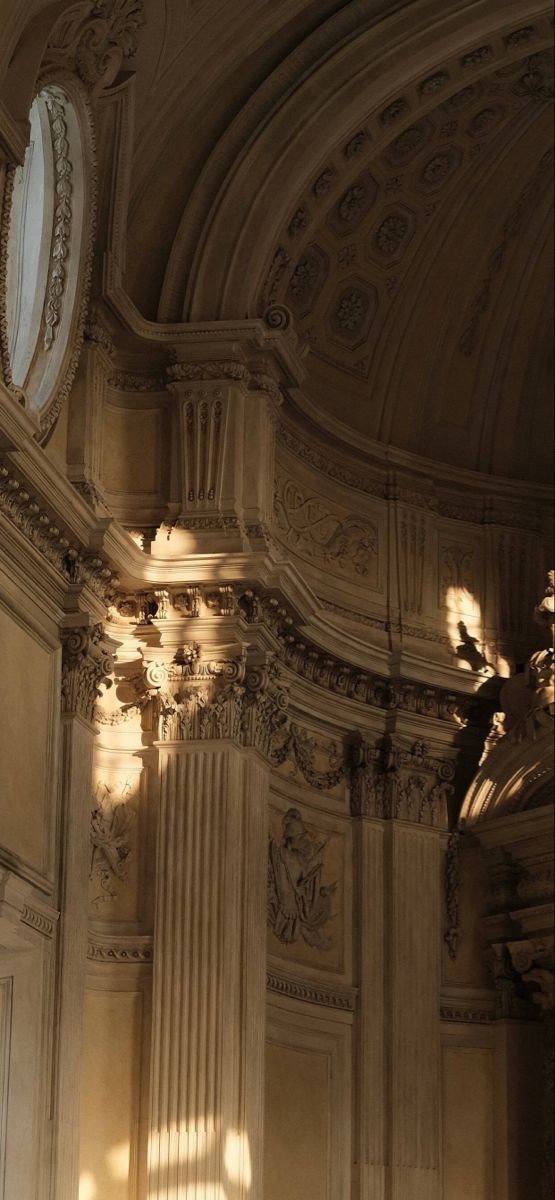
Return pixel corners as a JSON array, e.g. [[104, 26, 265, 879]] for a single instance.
[[105, 1140, 130, 1180], [446, 586, 494, 675], [78, 1171, 97, 1200], [152, 525, 196, 557]]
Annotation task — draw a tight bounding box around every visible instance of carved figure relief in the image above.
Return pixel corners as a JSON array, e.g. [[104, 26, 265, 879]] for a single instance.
[[274, 477, 379, 582], [90, 779, 135, 907], [267, 810, 337, 950]]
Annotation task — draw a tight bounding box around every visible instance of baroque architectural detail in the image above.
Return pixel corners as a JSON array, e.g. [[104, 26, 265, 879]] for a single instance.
[[61, 625, 114, 722], [21, 903, 58, 940], [444, 829, 461, 959], [267, 809, 337, 949], [266, 969, 356, 1012], [277, 424, 386, 497], [43, 91, 72, 351], [143, 655, 290, 760], [272, 723, 345, 790], [46, 0, 145, 95], [0, 463, 117, 598], [236, 588, 464, 724], [89, 779, 135, 907], [440, 1003, 494, 1024], [350, 735, 454, 826], [87, 935, 152, 963], [274, 475, 379, 581], [497, 572, 554, 742]]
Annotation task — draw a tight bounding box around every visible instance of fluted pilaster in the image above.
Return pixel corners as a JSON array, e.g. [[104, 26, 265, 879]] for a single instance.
[[352, 735, 448, 1200], [50, 624, 113, 1200], [148, 741, 268, 1198]]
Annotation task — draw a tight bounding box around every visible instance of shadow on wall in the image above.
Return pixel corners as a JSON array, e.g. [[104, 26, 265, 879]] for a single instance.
[[444, 585, 504, 821]]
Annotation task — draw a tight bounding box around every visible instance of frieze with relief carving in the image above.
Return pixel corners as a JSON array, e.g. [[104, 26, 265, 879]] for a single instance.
[[274, 475, 379, 583]]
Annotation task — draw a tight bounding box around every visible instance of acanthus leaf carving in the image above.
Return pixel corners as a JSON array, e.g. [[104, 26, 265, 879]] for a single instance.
[[350, 734, 453, 826], [61, 624, 114, 722], [46, 0, 145, 96], [90, 778, 135, 907]]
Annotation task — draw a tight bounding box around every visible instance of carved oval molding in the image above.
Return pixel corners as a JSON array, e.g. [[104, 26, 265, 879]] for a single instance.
[[0, 76, 97, 441]]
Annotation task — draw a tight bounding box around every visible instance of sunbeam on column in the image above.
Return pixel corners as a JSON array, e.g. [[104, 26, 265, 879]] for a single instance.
[[224, 1130, 252, 1190]]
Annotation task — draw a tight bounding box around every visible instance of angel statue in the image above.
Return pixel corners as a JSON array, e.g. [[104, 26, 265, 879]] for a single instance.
[[267, 808, 337, 950]]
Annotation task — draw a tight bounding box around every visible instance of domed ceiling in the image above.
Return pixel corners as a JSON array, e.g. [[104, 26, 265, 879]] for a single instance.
[[267, 50, 554, 482], [125, 2, 554, 485]]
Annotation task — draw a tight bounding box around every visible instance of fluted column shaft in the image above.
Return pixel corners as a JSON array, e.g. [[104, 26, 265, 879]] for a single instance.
[[50, 624, 113, 1200], [148, 741, 268, 1199]]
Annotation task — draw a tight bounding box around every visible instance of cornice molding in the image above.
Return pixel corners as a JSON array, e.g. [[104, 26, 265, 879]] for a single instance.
[[266, 967, 357, 1012], [87, 932, 153, 963]]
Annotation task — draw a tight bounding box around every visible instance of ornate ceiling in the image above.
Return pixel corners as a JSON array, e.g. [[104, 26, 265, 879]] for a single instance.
[[118, 1, 554, 484], [6, 0, 550, 484], [267, 49, 554, 482]]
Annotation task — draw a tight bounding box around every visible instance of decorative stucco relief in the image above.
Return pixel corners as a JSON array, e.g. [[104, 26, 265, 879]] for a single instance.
[[350, 735, 454, 827], [274, 475, 379, 583], [89, 778, 135, 907], [399, 510, 428, 615], [43, 91, 73, 352], [267, 809, 337, 951], [46, 0, 145, 95]]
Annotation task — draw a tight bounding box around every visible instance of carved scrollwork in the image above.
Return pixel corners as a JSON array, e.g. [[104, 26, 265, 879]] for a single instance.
[[61, 624, 114, 722], [274, 475, 379, 582], [46, 0, 145, 96]]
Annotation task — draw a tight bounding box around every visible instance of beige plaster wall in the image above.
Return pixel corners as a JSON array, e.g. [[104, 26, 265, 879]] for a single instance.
[[102, 403, 163, 497], [79, 986, 146, 1200], [264, 1040, 329, 1200], [0, 605, 53, 875], [442, 1044, 494, 1199]]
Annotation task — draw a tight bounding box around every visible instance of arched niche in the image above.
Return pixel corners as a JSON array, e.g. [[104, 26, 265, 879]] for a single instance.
[[460, 721, 554, 827]]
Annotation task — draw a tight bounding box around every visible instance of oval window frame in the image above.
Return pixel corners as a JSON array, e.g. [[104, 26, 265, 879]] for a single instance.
[[0, 74, 96, 441]]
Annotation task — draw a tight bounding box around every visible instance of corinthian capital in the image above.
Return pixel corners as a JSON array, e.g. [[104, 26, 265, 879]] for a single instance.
[[61, 624, 114, 721]]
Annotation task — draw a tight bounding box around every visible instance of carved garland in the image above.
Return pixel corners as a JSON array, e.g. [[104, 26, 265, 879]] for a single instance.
[[43, 90, 73, 351], [444, 828, 461, 959], [38, 78, 98, 439]]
